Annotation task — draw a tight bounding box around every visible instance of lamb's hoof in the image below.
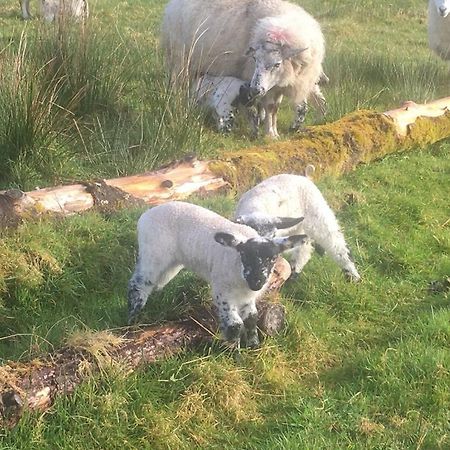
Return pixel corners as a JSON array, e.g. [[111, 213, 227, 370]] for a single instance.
[[344, 270, 361, 283], [245, 336, 260, 349]]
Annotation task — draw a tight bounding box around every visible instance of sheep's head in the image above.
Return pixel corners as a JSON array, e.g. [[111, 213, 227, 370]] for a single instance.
[[246, 42, 307, 97], [214, 232, 306, 291], [235, 214, 304, 238], [434, 0, 450, 17]]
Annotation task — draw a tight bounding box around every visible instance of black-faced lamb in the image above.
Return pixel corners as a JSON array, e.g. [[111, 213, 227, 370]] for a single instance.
[[127, 201, 306, 348], [192, 75, 260, 134], [161, 0, 325, 138], [428, 0, 450, 60], [235, 174, 361, 282], [21, 0, 89, 21]]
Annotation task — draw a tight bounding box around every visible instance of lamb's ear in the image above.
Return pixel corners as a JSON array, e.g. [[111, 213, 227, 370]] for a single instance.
[[214, 232, 241, 248], [245, 46, 256, 57], [273, 216, 304, 230], [274, 234, 308, 252], [281, 45, 308, 60]]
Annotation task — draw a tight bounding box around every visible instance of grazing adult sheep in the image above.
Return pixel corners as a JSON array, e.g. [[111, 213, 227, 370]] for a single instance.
[[192, 75, 260, 134], [161, 0, 325, 138], [21, 0, 89, 22], [127, 201, 306, 348], [235, 174, 361, 281], [428, 0, 450, 60]]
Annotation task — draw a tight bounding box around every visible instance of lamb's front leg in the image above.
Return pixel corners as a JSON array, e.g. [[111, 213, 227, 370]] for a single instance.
[[291, 101, 308, 131], [21, 0, 31, 19], [214, 294, 244, 348], [240, 302, 259, 348], [288, 239, 315, 279]]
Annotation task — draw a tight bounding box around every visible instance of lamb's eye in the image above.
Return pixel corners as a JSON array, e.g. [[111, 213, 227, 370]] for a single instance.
[[273, 62, 281, 69]]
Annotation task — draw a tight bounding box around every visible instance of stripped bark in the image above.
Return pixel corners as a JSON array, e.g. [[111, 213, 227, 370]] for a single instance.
[[1, 97, 450, 225], [0, 258, 291, 428]]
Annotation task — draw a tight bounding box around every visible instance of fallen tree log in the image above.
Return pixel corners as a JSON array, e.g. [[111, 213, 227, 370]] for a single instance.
[[1, 97, 450, 225], [0, 258, 291, 428]]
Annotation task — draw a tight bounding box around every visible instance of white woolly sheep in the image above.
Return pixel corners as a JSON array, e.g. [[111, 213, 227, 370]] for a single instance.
[[192, 75, 260, 134], [161, 0, 325, 138], [235, 174, 361, 281], [21, 0, 89, 21], [428, 0, 450, 60], [128, 201, 306, 348]]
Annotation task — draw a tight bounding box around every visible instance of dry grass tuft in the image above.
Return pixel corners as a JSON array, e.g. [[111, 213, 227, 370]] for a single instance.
[[66, 329, 126, 374], [359, 417, 386, 435]]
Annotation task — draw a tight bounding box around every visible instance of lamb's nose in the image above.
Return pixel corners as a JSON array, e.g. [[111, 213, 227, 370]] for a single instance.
[[439, 6, 448, 16]]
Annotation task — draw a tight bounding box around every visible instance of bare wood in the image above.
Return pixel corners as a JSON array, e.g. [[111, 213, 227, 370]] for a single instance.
[[384, 96, 450, 136], [0, 258, 290, 427], [1, 97, 450, 226]]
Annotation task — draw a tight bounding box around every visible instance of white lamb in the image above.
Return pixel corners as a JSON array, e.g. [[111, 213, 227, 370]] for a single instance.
[[161, 0, 325, 138], [21, 0, 89, 22], [235, 174, 361, 281], [192, 75, 260, 134], [127, 201, 306, 348], [428, 0, 450, 60]]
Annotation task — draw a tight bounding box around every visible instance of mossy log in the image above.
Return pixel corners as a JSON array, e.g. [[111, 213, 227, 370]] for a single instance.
[[0, 259, 291, 428], [1, 97, 450, 226], [209, 98, 450, 190]]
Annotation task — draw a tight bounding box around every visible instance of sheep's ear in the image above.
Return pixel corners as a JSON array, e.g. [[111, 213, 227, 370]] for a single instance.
[[273, 216, 304, 230], [245, 46, 256, 57], [215, 232, 241, 248], [281, 46, 308, 60], [274, 234, 308, 252]]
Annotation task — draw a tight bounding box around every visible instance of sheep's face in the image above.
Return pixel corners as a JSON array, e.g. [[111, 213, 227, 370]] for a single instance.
[[246, 42, 306, 97], [215, 232, 307, 291], [434, 0, 450, 17], [235, 214, 304, 238]]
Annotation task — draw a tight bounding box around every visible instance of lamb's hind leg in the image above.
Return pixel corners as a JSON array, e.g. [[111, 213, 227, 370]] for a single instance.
[[317, 233, 361, 282], [127, 260, 182, 324]]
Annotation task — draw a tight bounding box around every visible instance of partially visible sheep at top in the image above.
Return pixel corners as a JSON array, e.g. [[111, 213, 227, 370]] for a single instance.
[[428, 0, 450, 60], [192, 75, 261, 135], [161, 0, 325, 138], [235, 174, 361, 282], [21, 0, 89, 22]]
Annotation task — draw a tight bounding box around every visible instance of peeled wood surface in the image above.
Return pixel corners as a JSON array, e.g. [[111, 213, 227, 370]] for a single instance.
[[385, 96, 450, 136], [0, 258, 291, 428], [1, 97, 450, 226]]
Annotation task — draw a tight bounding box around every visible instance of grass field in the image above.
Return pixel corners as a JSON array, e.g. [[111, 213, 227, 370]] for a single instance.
[[1, 0, 449, 448]]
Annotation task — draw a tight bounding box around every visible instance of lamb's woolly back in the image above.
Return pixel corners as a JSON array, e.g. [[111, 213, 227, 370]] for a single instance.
[[235, 174, 361, 281], [237, 174, 335, 228], [428, 0, 450, 60]]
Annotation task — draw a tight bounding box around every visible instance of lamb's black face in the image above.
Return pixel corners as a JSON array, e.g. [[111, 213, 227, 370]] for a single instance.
[[214, 232, 307, 291], [236, 238, 279, 291]]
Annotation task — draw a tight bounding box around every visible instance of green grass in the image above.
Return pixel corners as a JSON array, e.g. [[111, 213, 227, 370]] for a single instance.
[[1, 0, 450, 448]]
